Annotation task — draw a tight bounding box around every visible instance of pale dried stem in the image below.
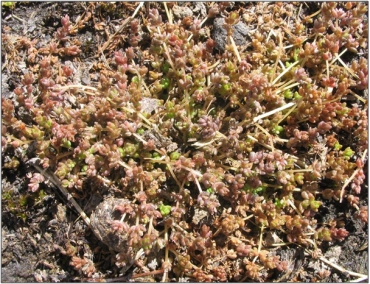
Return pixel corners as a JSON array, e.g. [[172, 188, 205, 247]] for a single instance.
[[253, 225, 265, 263], [277, 101, 297, 125], [348, 89, 367, 104], [208, 60, 220, 71], [305, 248, 368, 280], [271, 61, 299, 86], [271, 30, 283, 81], [159, 26, 175, 70], [246, 134, 301, 164], [287, 199, 301, 216], [162, 226, 170, 282], [118, 160, 132, 170], [165, 160, 183, 190], [253, 123, 275, 151], [163, 2, 173, 25], [98, 2, 144, 56], [187, 15, 209, 42], [29, 159, 91, 227], [192, 172, 203, 193], [275, 82, 300, 94], [53, 84, 98, 92], [132, 269, 165, 279], [330, 48, 359, 79], [122, 106, 153, 127], [229, 36, 241, 63], [253, 102, 295, 123]]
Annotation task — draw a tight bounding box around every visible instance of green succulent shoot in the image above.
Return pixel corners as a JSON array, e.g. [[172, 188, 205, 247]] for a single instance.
[[159, 204, 171, 217]]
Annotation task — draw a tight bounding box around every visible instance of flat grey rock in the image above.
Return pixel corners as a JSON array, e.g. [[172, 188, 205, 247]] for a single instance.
[[212, 18, 249, 52]]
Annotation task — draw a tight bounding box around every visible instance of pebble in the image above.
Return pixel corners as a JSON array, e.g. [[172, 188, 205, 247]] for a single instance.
[[172, 5, 193, 19], [212, 18, 249, 52]]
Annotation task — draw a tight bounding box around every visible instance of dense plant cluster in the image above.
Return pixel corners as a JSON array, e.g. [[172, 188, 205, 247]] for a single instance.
[[2, 2, 368, 282]]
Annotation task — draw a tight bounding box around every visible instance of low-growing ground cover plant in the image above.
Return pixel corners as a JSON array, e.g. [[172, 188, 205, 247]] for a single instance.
[[1, 2, 368, 282]]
